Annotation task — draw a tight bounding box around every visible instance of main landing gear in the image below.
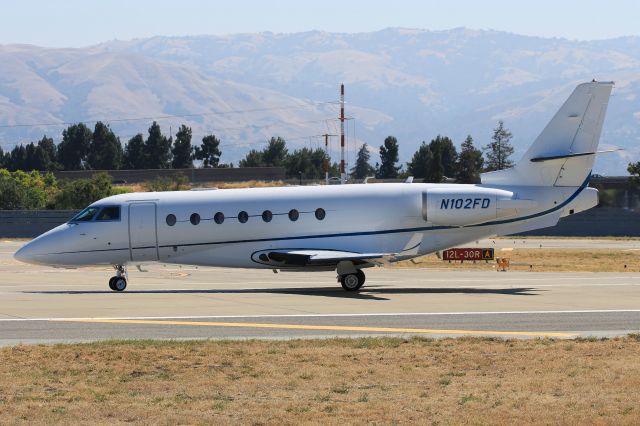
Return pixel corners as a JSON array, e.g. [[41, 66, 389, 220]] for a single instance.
[[108, 264, 127, 292], [339, 269, 366, 292]]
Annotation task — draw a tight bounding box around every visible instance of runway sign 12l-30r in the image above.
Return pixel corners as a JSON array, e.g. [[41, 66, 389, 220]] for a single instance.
[[442, 248, 495, 261]]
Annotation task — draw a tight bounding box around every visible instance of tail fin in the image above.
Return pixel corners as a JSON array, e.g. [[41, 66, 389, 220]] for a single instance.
[[481, 81, 614, 187]]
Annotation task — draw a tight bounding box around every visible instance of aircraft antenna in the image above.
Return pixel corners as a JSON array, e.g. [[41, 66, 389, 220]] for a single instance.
[[322, 133, 337, 185]]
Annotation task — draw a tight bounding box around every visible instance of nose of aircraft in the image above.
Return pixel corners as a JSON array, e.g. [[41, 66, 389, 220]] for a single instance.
[[14, 239, 42, 265], [13, 224, 70, 265]]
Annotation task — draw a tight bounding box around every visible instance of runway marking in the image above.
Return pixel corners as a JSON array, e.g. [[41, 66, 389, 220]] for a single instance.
[[53, 318, 575, 337], [2, 309, 640, 322]]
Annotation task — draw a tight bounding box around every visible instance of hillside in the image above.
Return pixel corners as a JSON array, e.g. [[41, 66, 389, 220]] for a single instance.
[[2, 28, 640, 173]]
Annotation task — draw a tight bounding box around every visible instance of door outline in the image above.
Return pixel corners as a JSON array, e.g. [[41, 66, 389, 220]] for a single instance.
[[128, 202, 159, 261]]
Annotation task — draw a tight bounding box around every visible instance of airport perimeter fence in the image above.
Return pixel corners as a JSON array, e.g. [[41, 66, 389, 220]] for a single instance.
[[2, 207, 640, 239]]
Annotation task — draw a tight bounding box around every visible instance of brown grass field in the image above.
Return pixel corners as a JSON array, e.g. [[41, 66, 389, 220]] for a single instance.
[[395, 248, 640, 273], [1, 336, 640, 425]]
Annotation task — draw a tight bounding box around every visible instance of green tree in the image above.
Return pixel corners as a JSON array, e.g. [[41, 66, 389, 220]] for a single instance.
[[87, 122, 122, 170], [123, 134, 146, 169], [194, 134, 222, 168], [456, 135, 484, 184], [406, 142, 433, 180], [144, 121, 172, 169], [27, 136, 58, 171], [238, 149, 264, 167], [239, 137, 288, 168], [284, 147, 329, 179], [263, 137, 288, 167], [483, 120, 514, 171], [629, 161, 640, 186], [377, 136, 401, 179], [7, 144, 26, 171], [171, 125, 194, 168], [428, 135, 458, 181], [350, 144, 376, 179], [57, 123, 92, 170]]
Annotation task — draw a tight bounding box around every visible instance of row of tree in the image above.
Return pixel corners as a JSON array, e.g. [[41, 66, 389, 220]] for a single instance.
[[0, 122, 224, 172], [351, 121, 513, 183], [0, 120, 515, 183]]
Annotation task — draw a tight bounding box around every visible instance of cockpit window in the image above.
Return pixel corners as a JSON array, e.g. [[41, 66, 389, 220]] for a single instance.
[[70, 207, 100, 222], [96, 206, 121, 221]]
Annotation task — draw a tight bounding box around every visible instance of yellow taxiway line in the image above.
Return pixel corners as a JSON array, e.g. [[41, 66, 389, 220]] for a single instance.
[[54, 318, 575, 338]]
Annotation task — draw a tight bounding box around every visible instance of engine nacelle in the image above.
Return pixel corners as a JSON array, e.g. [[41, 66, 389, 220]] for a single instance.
[[422, 187, 533, 226]]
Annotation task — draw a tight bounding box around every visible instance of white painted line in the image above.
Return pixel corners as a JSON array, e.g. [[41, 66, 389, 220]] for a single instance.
[[1, 309, 640, 322]]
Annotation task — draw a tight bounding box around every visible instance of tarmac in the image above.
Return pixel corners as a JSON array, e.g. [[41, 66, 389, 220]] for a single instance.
[[1, 239, 639, 345]]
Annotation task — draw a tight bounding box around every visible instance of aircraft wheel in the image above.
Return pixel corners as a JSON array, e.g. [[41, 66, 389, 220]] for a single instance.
[[108, 276, 117, 291], [340, 270, 365, 291], [113, 277, 127, 292]]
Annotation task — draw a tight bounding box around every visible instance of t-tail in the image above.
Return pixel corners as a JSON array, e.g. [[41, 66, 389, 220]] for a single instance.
[[481, 81, 614, 187]]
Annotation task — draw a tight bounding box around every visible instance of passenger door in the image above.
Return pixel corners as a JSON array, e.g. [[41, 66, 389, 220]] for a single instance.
[[128, 203, 159, 262]]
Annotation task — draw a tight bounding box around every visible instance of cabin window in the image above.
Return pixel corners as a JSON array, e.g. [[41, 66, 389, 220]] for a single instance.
[[262, 210, 273, 222], [288, 209, 299, 221], [214, 212, 224, 224], [95, 206, 121, 221], [315, 208, 325, 220], [70, 207, 100, 222], [166, 214, 177, 226], [238, 211, 249, 223], [190, 213, 201, 225]]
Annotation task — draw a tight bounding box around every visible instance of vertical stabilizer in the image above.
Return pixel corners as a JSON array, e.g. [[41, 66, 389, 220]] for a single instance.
[[481, 81, 613, 187]]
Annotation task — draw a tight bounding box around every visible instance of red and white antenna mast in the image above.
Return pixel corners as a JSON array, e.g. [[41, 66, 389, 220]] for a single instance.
[[340, 83, 346, 184]]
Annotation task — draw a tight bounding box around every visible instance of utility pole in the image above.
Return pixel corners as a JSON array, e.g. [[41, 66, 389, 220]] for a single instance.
[[322, 133, 336, 185], [340, 83, 346, 184]]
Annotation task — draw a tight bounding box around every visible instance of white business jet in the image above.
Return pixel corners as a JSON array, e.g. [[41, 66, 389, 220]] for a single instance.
[[15, 81, 613, 292]]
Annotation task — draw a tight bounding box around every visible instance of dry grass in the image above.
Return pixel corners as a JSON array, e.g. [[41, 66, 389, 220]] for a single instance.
[[1, 337, 640, 424], [395, 249, 640, 272]]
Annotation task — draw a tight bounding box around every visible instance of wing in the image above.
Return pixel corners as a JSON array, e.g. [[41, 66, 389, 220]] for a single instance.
[[252, 249, 393, 268], [251, 233, 424, 268]]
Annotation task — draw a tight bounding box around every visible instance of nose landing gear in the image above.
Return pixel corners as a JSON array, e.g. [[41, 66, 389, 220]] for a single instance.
[[108, 265, 127, 292]]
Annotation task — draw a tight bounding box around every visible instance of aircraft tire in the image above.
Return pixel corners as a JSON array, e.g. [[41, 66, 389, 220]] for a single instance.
[[341, 270, 365, 291], [113, 277, 127, 292], [108, 276, 117, 291]]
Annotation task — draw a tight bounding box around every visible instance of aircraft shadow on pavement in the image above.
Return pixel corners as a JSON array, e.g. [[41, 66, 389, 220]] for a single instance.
[[24, 286, 541, 301]]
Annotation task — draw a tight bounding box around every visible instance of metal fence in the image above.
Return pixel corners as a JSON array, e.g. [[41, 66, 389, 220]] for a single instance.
[[2, 207, 639, 239]]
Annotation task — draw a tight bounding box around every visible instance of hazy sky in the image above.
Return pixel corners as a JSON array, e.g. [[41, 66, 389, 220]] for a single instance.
[[1, 0, 639, 47]]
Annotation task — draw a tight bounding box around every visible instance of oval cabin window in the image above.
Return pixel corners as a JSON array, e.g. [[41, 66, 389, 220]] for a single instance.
[[238, 211, 249, 223], [190, 213, 200, 225], [315, 208, 326, 220], [214, 212, 224, 224], [262, 210, 273, 222], [166, 214, 176, 226], [288, 209, 299, 222]]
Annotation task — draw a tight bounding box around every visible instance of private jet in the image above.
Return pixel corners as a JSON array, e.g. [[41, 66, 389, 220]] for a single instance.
[[14, 81, 613, 292]]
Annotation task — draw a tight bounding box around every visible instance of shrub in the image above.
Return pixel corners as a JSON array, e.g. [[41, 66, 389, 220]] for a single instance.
[[51, 172, 114, 209], [0, 169, 50, 209]]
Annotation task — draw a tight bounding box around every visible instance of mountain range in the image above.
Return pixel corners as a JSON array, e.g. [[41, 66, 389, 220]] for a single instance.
[[1, 28, 639, 174]]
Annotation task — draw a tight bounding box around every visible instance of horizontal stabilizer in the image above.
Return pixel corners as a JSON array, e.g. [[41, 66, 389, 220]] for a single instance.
[[530, 149, 621, 163]]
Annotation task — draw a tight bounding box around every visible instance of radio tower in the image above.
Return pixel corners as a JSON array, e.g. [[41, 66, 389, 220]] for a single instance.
[[340, 83, 346, 184]]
